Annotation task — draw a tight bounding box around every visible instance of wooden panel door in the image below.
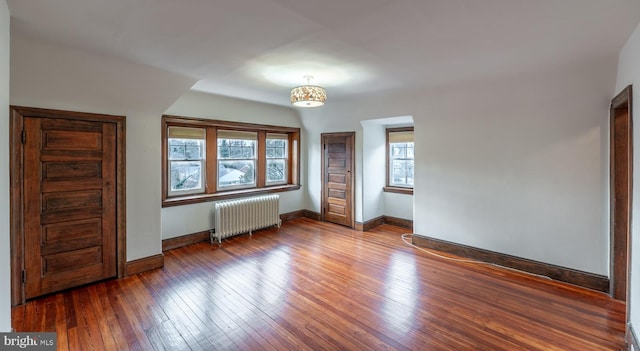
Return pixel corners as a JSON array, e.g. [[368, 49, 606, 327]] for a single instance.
[[23, 117, 117, 299], [321, 132, 354, 228]]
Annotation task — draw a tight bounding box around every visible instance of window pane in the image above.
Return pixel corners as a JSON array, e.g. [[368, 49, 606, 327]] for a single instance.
[[218, 160, 256, 188], [218, 146, 230, 158], [186, 143, 203, 159], [218, 139, 256, 159], [242, 147, 254, 159], [268, 147, 285, 158], [392, 144, 406, 158], [169, 141, 186, 160], [266, 159, 286, 184], [266, 139, 286, 148], [170, 161, 204, 192], [266, 139, 287, 159], [391, 160, 414, 186], [230, 146, 243, 158], [169, 138, 204, 160]]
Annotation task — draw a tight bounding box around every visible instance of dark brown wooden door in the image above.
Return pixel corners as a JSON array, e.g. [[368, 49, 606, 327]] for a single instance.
[[23, 117, 117, 299], [321, 133, 354, 228]]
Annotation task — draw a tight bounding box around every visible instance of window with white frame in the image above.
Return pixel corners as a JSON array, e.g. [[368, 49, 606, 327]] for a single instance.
[[167, 126, 206, 196], [387, 128, 414, 189], [266, 133, 288, 185], [217, 130, 257, 189]]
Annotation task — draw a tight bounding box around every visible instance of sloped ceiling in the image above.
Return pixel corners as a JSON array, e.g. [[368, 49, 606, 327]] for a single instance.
[[7, 0, 640, 106]]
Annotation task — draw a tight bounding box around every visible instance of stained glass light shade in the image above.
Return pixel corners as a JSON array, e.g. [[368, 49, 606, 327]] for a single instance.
[[290, 84, 327, 107]]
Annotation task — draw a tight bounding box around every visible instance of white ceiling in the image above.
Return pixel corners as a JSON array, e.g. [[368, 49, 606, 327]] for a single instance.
[[7, 0, 640, 106]]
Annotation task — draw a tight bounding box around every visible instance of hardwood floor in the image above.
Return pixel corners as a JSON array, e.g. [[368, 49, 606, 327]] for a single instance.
[[12, 218, 625, 350]]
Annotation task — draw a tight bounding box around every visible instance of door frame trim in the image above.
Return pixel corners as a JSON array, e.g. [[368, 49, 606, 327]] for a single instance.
[[321, 132, 355, 228], [609, 85, 633, 306], [9, 106, 126, 306]]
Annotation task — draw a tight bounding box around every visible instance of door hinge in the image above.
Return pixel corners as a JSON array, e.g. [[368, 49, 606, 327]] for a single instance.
[[21, 130, 26, 144], [21, 270, 25, 283]]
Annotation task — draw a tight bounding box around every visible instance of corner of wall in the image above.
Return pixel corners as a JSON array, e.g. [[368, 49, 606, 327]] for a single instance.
[[0, 0, 11, 332], [616, 19, 640, 338], [629, 321, 639, 351]]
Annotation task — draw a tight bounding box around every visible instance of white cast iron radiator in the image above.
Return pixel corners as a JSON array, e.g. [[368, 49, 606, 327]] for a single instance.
[[211, 194, 281, 243]]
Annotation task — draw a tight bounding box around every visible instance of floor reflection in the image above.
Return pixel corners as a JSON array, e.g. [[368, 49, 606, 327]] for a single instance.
[[383, 251, 419, 332]]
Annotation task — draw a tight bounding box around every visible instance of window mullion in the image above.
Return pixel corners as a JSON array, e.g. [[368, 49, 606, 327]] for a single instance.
[[206, 126, 217, 194], [288, 133, 294, 185], [257, 131, 266, 188]]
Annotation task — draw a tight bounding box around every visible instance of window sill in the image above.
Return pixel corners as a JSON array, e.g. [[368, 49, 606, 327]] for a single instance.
[[383, 186, 413, 195], [162, 184, 302, 207]]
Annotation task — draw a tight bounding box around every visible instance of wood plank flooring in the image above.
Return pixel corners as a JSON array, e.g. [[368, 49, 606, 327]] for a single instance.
[[12, 218, 626, 350]]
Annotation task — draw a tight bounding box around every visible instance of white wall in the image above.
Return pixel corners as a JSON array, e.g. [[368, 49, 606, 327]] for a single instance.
[[161, 91, 304, 239], [616, 21, 640, 337], [361, 121, 386, 221], [10, 34, 196, 261], [0, 0, 11, 332], [302, 55, 615, 275], [384, 192, 413, 220]]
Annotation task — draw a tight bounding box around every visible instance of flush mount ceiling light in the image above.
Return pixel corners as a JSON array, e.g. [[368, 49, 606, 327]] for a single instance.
[[290, 75, 327, 108]]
